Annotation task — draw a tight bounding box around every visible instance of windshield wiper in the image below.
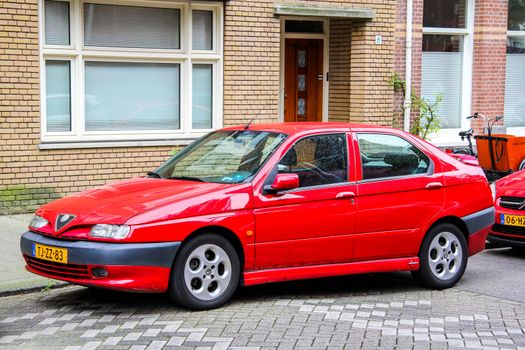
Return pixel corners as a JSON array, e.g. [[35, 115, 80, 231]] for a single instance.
[[146, 171, 163, 178], [168, 176, 205, 182]]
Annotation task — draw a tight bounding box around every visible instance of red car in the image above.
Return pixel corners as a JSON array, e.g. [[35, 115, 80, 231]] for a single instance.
[[488, 170, 525, 248], [21, 123, 494, 310]]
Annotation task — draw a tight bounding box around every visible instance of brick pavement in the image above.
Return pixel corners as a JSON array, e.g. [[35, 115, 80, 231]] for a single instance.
[[1, 273, 524, 350]]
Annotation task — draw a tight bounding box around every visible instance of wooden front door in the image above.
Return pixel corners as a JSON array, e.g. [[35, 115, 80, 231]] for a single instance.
[[284, 39, 324, 122]]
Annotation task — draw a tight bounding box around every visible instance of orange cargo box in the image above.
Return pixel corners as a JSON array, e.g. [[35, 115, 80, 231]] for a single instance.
[[474, 134, 525, 172]]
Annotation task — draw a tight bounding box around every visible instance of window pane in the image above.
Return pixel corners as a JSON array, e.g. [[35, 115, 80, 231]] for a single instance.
[[358, 134, 430, 180], [422, 35, 463, 128], [278, 134, 347, 188], [84, 3, 180, 49], [85, 62, 180, 131], [509, 0, 525, 31], [192, 10, 213, 50], [285, 20, 324, 33], [423, 0, 466, 28], [192, 64, 213, 129], [505, 37, 525, 127], [45, 60, 71, 132], [45, 0, 70, 45]]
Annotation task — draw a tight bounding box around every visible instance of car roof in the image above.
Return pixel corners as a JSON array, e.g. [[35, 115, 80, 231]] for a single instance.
[[221, 122, 395, 136]]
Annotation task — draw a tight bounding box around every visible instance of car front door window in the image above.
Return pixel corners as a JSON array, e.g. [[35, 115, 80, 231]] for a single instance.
[[277, 133, 348, 188]]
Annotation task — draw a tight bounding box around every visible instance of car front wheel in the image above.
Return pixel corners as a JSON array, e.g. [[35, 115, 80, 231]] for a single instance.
[[413, 223, 468, 289], [169, 234, 240, 310]]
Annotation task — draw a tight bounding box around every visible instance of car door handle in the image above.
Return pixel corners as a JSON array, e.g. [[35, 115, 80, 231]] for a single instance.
[[336, 191, 356, 199], [426, 182, 443, 189]]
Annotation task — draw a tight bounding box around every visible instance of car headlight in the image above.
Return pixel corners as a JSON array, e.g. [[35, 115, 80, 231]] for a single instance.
[[89, 224, 130, 239], [29, 215, 49, 229], [490, 182, 497, 201]]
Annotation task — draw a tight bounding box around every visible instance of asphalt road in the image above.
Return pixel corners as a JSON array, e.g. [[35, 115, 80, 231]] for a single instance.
[[457, 247, 525, 303]]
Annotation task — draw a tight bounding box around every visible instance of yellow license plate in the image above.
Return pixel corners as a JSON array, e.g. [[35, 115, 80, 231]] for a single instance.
[[32, 243, 68, 264], [501, 214, 525, 227]]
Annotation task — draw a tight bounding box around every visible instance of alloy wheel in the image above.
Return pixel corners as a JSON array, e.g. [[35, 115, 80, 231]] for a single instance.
[[428, 231, 463, 281], [183, 244, 232, 301]]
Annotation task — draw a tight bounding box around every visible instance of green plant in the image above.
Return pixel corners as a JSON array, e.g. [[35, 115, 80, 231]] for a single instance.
[[388, 73, 442, 140]]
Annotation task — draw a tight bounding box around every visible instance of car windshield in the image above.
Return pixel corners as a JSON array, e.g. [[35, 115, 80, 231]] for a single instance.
[[153, 130, 287, 183]]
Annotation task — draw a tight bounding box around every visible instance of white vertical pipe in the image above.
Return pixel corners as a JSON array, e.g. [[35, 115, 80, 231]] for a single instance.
[[403, 0, 413, 132]]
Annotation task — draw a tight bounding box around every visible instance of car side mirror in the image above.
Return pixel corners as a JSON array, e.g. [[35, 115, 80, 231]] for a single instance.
[[263, 173, 299, 194]]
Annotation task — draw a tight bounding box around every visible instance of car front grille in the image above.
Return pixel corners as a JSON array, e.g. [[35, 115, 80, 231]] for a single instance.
[[24, 255, 90, 279], [492, 224, 525, 237], [499, 197, 525, 210]]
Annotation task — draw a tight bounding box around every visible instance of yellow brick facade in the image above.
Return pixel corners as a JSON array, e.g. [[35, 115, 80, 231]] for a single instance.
[[1, 0, 397, 213]]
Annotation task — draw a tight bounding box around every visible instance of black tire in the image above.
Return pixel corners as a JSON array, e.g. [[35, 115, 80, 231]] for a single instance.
[[168, 234, 240, 310], [412, 223, 468, 289]]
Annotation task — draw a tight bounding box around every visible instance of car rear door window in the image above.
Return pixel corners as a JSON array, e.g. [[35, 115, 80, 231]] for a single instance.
[[278, 133, 348, 188], [357, 133, 431, 180]]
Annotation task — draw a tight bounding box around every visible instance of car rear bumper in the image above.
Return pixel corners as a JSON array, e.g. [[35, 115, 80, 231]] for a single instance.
[[460, 207, 494, 256], [20, 231, 180, 292]]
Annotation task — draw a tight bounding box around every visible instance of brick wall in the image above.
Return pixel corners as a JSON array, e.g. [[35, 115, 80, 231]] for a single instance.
[[0, 0, 397, 214], [328, 19, 352, 122], [223, 0, 281, 126], [470, 0, 508, 134], [0, 0, 174, 214], [393, 0, 423, 130], [349, 0, 396, 125]]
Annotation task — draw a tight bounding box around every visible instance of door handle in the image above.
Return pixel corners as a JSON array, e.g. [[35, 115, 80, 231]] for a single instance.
[[336, 191, 356, 199], [426, 182, 443, 189]]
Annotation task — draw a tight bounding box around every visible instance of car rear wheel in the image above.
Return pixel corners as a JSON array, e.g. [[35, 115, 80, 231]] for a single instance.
[[519, 159, 525, 171], [169, 234, 240, 310], [413, 223, 467, 289]]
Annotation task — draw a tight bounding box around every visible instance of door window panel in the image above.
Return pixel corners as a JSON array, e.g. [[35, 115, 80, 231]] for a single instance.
[[358, 133, 431, 180], [277, 133, 347, 188]]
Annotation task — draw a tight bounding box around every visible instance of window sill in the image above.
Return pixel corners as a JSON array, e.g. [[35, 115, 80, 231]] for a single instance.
[[38, 138, 195, 150]]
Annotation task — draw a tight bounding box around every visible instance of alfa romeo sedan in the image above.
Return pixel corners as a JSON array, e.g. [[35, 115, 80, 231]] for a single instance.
[[21, 123, 494, 310], [488, 169, 525, 248]]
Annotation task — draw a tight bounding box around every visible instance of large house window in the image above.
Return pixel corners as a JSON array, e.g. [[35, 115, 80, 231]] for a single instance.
[[421, 0, 473, 138], [505, 1, 525, 131], [41, 0, 223, 144]]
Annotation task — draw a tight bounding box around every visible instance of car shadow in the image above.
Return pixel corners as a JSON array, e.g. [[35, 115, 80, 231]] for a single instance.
[[39, 272, 422, 311]]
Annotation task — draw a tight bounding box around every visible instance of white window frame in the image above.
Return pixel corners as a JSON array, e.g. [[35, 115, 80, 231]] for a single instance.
[[422, 0, 475, 147], [505, 31, 525, 136], [39, 0, 223, 146]]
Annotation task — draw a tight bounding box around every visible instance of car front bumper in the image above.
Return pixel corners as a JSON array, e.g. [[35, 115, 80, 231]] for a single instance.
[[20, 231, 180, 292]]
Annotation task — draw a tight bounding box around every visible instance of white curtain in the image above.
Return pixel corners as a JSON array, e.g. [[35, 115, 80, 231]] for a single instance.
[[85, 62, 180, 131], [45, 0, 69, 45], [421, 52, 463, 128], [504, 54, 525, 127], [84, 4, 180, 49]]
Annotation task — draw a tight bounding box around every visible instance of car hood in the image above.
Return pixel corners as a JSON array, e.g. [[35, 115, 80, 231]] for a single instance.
[[497, 170, 525, 198], [37, 177, 253, 233]]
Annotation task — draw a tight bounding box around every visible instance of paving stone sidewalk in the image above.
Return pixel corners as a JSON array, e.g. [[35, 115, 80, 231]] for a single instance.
[[0, 273, 524, 350], [0, 214, 61, 294]]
